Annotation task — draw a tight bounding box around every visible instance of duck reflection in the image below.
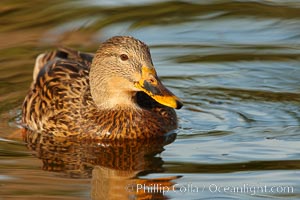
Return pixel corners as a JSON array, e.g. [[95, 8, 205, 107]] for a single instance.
[[22, 129, 178, 200]]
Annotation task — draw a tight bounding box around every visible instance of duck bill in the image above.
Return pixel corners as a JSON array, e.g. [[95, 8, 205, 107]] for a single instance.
[[134, 66, 183, 109]]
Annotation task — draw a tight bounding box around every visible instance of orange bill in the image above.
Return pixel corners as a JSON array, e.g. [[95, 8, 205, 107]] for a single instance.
[[134, 66, 183, 109]]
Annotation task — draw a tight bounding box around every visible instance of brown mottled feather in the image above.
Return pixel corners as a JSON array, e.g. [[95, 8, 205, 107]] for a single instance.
[[22, 37, 178, 139]]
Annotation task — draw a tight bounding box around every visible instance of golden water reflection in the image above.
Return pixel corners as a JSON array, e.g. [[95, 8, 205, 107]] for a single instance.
[[23, 130, 178, 199]]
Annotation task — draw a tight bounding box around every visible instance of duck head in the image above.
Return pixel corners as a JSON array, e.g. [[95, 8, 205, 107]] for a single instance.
[[90, 36, 183, 110]]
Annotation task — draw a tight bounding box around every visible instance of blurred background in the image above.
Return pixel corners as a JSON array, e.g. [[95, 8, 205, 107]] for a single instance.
[[0, 0, 300, 199]]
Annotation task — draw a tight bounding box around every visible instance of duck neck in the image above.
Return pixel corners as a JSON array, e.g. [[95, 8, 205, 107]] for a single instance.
[[89, 69, 139, 110]]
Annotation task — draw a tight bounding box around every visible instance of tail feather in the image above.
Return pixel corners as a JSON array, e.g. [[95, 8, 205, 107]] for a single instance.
[[32, 47, 94, 83]]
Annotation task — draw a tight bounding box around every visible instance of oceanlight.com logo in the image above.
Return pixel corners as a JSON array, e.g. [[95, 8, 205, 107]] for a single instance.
[[207, 184, 294, 196], [125, 183, 294, 196]]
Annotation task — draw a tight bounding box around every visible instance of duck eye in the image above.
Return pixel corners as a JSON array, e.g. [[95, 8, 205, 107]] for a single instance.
[[120, 54, 129, 61]]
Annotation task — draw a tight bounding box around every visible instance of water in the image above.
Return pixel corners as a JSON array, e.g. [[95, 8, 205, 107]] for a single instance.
[[1, 0, 300, 199]]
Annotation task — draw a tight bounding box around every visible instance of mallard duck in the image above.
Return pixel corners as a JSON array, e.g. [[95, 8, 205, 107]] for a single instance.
[[22, 36, 183, 139]]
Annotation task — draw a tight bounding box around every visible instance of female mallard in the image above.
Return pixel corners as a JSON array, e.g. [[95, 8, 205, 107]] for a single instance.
[[22, 36, 183, 139]]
